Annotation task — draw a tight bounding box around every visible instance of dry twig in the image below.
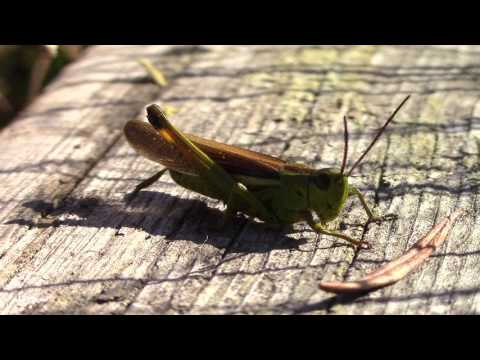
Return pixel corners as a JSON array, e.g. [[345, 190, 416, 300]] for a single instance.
[[319, 210, 464, 294]]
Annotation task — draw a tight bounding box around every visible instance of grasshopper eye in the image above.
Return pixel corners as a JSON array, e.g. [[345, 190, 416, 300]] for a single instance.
[[313, 174, 331, 190]]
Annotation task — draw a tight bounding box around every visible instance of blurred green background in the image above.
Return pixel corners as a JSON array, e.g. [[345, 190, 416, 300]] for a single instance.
[[0, 45, 88, 129]]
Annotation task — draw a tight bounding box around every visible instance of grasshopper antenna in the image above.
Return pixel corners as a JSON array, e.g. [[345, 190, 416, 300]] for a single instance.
[[347, 95, 411, 177], [340, 115, 349, 175]]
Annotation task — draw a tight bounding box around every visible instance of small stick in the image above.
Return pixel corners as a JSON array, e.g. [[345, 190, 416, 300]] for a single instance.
[[319, 209, 464, 294]]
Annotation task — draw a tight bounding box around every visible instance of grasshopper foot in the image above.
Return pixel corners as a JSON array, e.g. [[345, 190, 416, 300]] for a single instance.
[[306, 215, 371, 249]]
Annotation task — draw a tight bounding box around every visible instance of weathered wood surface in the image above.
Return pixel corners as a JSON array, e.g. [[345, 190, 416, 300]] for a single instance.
[[0, 45, 478, 314]]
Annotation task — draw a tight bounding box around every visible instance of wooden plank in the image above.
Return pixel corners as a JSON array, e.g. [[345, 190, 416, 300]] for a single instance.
[[0, 45, 478, 314]]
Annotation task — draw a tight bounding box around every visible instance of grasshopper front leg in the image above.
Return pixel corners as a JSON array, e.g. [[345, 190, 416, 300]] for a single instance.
[[305, 212, 370, 248], [130, 168, 168, 196], [349, 186, 397, 223]]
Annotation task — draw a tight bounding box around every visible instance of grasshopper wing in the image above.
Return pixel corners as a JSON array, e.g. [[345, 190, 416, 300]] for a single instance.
[[124, 119, 311, 179]]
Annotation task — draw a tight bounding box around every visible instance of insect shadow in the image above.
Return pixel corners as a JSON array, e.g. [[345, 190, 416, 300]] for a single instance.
[[8, 191, 308, 254]]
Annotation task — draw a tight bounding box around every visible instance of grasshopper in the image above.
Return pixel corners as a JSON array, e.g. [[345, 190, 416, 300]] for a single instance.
[[124, 96, 410, 248]]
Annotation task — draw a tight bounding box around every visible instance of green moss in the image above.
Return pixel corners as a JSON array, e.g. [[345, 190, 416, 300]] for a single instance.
[[243, 46, 380, 127], [298, 48, 340, 65], [421, 94, 445, 122]]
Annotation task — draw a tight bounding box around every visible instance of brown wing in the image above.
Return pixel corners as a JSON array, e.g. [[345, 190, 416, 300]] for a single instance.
[[124, 120, 197, 175], [191, 134, 314, 176], [186, 133, 288, 178], [124, 119, 312, 179]]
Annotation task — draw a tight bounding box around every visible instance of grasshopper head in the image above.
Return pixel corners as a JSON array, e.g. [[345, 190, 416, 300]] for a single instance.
[[308, 168, 349, 223]]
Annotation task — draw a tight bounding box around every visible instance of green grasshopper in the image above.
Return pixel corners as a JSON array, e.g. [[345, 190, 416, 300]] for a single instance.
[[124, 96, 410, 248]]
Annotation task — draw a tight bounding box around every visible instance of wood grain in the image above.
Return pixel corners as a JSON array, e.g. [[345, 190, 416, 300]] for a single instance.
[[0, 45, 478, 314]]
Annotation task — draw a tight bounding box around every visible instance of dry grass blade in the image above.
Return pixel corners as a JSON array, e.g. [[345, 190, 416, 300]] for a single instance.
[[319, 210, 464, 294], [138, 58, 168, 87]]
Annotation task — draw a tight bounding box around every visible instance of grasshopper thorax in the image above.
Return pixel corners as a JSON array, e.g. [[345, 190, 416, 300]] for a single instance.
[[307, 168, 349, 223], [278, 168, 349, 224]]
